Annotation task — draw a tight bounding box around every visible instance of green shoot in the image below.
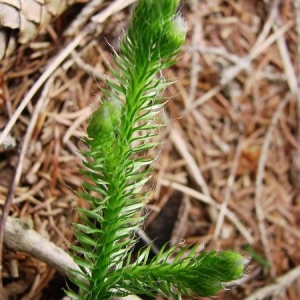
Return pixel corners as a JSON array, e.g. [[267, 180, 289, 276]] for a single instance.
[[66, 1, 246, 299]]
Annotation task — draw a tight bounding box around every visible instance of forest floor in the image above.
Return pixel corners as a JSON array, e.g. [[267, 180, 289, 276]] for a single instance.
[[0, 0, 300, 299]]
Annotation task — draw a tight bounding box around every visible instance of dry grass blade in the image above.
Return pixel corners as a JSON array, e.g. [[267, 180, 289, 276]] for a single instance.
[[170, 123, 211, 197], [254, 96, 290, 278], [244, 265, 300, 300], [0, 24, 96, 147], [0, 77, 54, 285], [291, 0, 300, 192], [92, 0, 137, 23], [214, 139, 242, 239], [161, 178, 254, 245], [65, 0, 105, 36]]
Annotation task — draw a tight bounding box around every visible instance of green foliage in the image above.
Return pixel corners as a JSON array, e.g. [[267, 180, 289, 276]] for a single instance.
[[66, 0, 245, 299], [242, 245, 270, 268], [87, 100, 122, 139], [108, 245, 245, 299]]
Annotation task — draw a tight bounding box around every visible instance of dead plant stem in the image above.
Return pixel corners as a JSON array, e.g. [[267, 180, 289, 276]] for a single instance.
[[254, 96, 290, 278], [214, 139, 242, 239], [0, 78, 53, 286]]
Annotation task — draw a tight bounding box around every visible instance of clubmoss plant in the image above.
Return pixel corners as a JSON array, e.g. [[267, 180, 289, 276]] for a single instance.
[[66, 0, 245, 299]]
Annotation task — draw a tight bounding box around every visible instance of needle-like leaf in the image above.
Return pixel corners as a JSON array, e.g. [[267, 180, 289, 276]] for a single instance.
[[67, 1, 245, 299]]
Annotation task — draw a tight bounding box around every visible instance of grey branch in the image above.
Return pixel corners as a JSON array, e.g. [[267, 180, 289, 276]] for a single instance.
[[4, 215, 80, 277]]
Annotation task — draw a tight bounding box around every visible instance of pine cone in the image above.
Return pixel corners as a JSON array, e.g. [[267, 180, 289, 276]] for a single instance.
[[0, 0, 77, 60]]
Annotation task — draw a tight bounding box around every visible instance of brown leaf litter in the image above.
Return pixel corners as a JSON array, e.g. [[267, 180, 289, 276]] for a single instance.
[[0, 0, 300, 299]]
